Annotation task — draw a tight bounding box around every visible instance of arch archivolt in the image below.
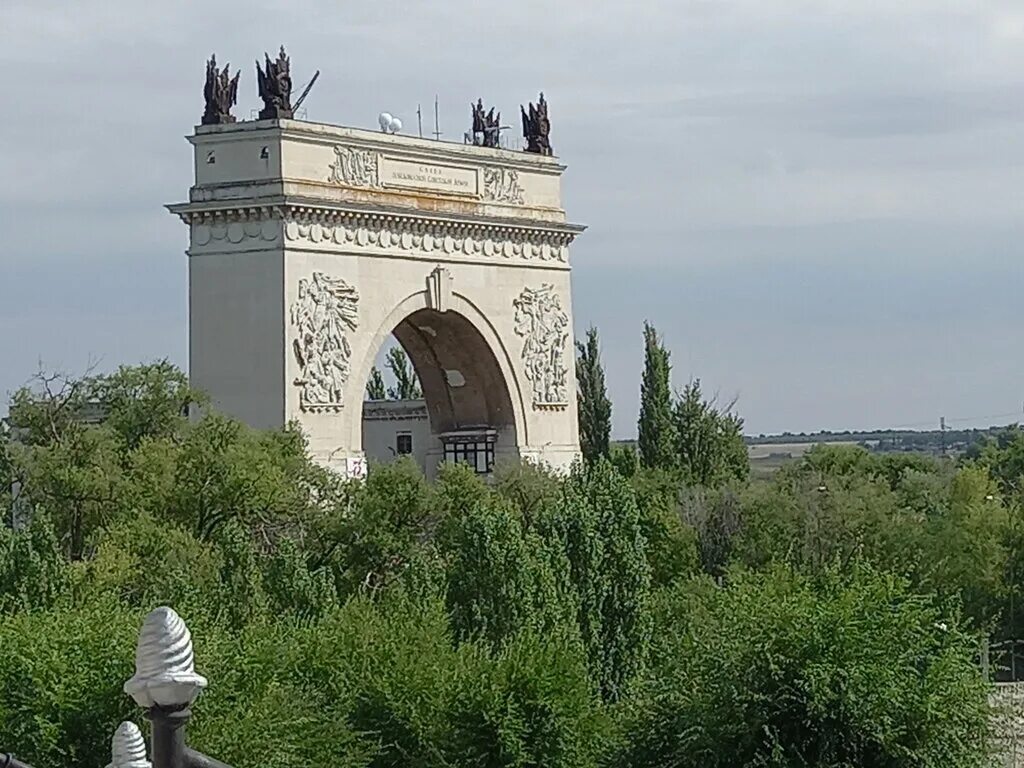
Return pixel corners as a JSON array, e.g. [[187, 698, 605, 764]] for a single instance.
[[345, 286, 530, 450]]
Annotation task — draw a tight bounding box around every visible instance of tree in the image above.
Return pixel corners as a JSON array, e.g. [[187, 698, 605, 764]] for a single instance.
[[385, 346, 422, 400], [365, 366, 387, 400], [0, 511, 69, 614], [576, 326, 612, 464], [440, 495, 572, 648], [637, 322, 677, 471], [541, 459, 652, 701], [967, 424, 1024, 501], [91, 361, 206, 451], [672, 378, 749, 488]]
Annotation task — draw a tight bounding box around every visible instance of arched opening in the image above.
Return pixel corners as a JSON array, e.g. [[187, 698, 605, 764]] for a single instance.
[[361, 308, 518, 478]]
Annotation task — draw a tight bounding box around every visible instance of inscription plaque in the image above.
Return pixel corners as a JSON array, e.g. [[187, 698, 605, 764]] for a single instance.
[[379, 157, 479, 196]]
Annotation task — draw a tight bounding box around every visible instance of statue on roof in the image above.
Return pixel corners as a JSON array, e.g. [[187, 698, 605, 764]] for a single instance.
[[470, 98, 502, 148], [201, 55, 240, 125], [256, 46, 293, 119], [521, 92, 552, 156]]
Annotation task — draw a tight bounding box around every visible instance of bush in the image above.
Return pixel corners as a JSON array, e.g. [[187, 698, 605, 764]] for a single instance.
[[622, 564, 992, 768], [0, 599, 140, 767]]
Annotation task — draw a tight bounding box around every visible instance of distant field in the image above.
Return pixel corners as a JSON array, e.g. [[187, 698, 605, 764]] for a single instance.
[[747, 440, 862, 478]]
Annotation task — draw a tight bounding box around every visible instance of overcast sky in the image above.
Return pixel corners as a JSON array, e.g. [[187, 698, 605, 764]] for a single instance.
[[1, 0, 1023, 436]]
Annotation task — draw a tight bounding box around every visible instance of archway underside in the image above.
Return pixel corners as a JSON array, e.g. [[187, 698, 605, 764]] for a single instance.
[[392, 308, 515, 434]]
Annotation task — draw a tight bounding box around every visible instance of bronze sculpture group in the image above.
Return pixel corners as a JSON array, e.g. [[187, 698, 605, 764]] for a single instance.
[[201, 47, 552, 155]]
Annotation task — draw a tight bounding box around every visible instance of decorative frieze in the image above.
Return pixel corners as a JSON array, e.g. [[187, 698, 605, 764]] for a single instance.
[[513, 284, 570, 408], [177, 206, 576, 265], [188, 208, 280, 246], [290, 272, 359, 412], [282, 210, 572, 264]]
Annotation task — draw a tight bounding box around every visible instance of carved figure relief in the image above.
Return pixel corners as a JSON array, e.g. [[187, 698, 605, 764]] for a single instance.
[[513, 284, 570, 406], [483, 167, 525, 205], [328, 146, 379, 187], [290, 272, 359, 412]]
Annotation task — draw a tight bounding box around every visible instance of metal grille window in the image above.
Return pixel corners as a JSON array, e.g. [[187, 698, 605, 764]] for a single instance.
[[442, 438, 495, 474], [396, 433, 413, 455]]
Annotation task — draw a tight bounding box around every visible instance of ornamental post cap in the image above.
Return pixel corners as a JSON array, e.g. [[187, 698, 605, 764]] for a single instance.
[[123, 606, 208, 709], [107, 721, 151, 768]]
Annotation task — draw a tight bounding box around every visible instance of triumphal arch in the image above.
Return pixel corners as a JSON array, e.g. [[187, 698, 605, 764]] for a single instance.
[[169, 55, 585, 479]]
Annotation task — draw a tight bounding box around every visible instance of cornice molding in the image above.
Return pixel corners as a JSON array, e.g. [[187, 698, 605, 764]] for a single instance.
[[170, 201, 581, 264]]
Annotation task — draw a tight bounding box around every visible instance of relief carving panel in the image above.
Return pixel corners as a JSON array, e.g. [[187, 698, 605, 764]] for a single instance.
[[290, 272, 359, 412], [513, 284, 570, 408], [327, 146, 379, 187]]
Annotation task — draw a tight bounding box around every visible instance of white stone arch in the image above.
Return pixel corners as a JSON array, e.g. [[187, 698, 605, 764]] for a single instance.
[[172, 117, 585, 477], [347, 288, 529, 450]]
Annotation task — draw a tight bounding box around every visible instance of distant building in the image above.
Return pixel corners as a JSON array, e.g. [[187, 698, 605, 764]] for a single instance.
[[362, 399, 498, 478], [362, 399, 432, 471]]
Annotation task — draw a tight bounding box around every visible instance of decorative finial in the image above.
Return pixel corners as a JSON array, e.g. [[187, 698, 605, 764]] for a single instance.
[[107, 722, 151, 768], [123, 606, 208, 709]]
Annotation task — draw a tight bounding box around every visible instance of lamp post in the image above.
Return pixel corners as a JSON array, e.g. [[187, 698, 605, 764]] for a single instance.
[[124, 607, 208, 768]]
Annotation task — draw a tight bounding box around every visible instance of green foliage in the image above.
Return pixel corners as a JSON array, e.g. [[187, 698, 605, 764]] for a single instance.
[[673, 378, 749, 488], [385, 345, 422, 400], [678, 484, 745, 578], [365, 365, 387, 400], [91, 361, 205, 451], [637, 322, 677, 471], [263, 537, 338, 621], [545, 460, 652, 701], [624, 565, 992, 768], [576, 326, 612, 464], [0, 512, 70, 614], [79, 511, 224, 616], [449, 630, 611, 768], [169, 415, 313, 541], [967, 425, 1024, 501], [610, 442, 640, 479], [18, 423, 126, 560], [0, 599, 140, 767], [0, 361, 1009, 768], [492, 458, 562, 523], [632, 469, 701, 586], [334, 459, 433, 595], [917, 466, 1008, 633], [441, 495, 571, 648]]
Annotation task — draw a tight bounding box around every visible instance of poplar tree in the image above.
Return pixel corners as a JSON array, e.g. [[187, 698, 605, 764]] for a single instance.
[[365, 367, 387, 400], [576, 326, 612, 464], [385, 347, 422, 400], [637, 322, 677, 471]]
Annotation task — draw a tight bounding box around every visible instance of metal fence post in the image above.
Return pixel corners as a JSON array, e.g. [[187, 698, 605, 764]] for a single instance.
[[123, 607, 208, 768]]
